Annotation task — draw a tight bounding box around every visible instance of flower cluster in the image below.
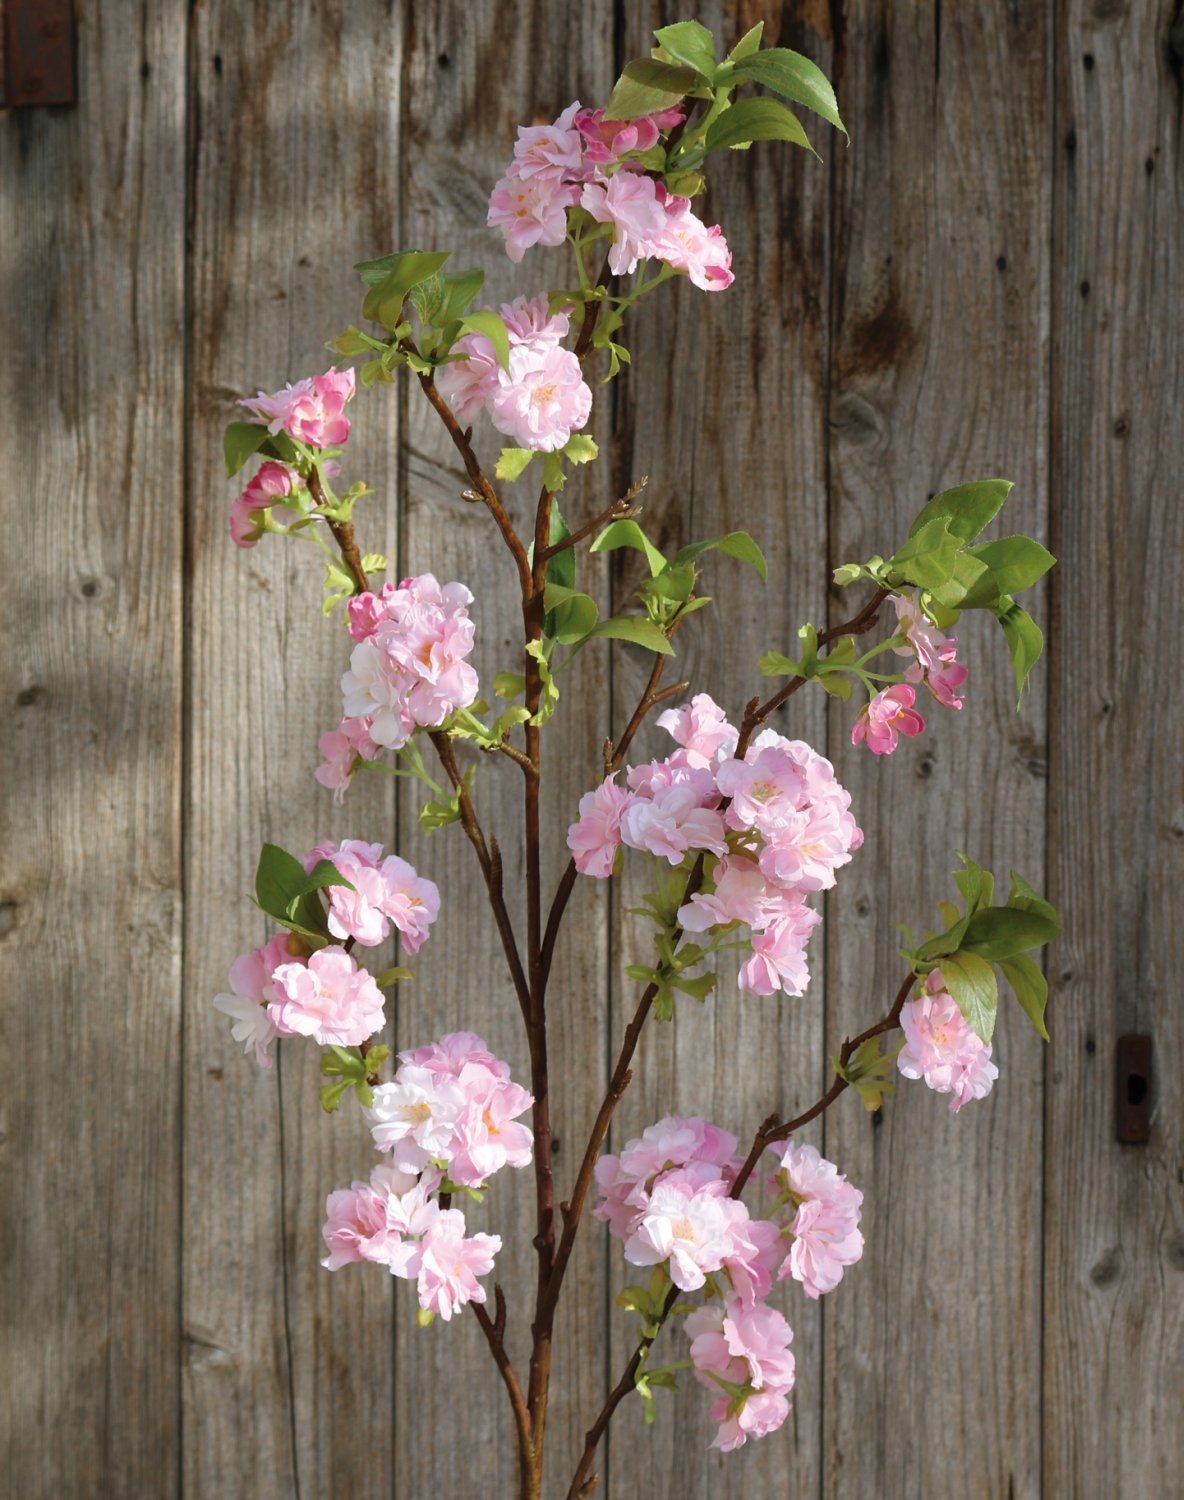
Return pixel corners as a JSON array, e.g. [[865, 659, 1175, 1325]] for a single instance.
[[337, 572, 479, 752], [897, 969, 999, 1111], [239, 366, 356, 448], [322, 1032, 532, 1321], [567, 695, 861, 996], [228, 460, 304, 549], [304, 838, 440, 953], [597, 1116, 862, 1450], [366, 1031, 534, 1188], [851, 591, 969, 756], [436, 295, 591, 453], [487, 100, 733, 290]]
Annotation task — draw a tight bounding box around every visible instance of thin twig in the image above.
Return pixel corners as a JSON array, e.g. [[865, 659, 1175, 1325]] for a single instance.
[[309, 469, 368, 594]]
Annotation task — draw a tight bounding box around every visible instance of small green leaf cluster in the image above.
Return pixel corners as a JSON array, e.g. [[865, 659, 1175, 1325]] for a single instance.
[[900, 854, 1060, 1043], [253, 842, 356, 946], [832, 1036, 906, 1112], [759, 624, 860, 701], [319, 1043, 390, 1114], [834, 480, 1054, 705]]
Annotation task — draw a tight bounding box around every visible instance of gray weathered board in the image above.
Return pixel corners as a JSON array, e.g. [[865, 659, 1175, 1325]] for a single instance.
[[1, 1, 1180, 1497]]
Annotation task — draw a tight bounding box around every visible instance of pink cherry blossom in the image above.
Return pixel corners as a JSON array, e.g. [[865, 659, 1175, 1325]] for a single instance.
[[448, 1082, 535, 1188], [768, 1139, 864, 1298], [487, 340, 592, 452], [267, 946, 386, 1048], [511, 102, 585, 179], [595, 1116, 739, 1242], [624, 754, 719, 803], [738, 903, 821, 997], [239, 367, 356, 448], [487, 167, 576, 262], [850, 684, 926, 755], [567, 774, 634, 878], [415, 1210, 501, 1320], [715, 745, 809, 834], [580, 171, 668, 276], [708, 1387, 793, 1451], [619, 783, 728, 864], [498, 293, 572, 345], [365, 1065, 467, 1173], [678, 857, 780, 934], [651, 190, 734, 292], [575, 104, 684, 164], [892, 593, 969, 710], [908, 644, 968, 710], [656, 692, 739, 768], [898, 969, 999, 1111], [212, 930, 298, 1068], [434, 328, 502, 423], [228, 461, 303, 548], [314, 716, 379, 803], [304, 839, 440, 953], [320, 1160, 420, 1271], [623, 1173, 750, 1291], [340, 574, 479, 748], [399, 1030, 510, 1081], [685, 1296, 795, 1450]]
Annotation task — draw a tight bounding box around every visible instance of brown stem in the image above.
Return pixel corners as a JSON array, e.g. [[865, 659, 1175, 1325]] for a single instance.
[[566, 968, 915, 1497], [308, 469, 369, 594], [573, 255, 614, 362], [539, 488, 642, 562], [472, 1300, 535, 1490]]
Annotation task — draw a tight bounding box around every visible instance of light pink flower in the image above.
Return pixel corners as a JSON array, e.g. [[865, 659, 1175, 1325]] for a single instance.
[[678, 857, 780, 934], [575, 104, 684, 165], [656, 692, 739, 768], [415, 1210, 501, 1320], [304, 840, 440, 953], [487, 340, 592, 451], [511, 102, 585, 179], [448, 1082, 535, 1188], [716, 745, 809, 833], [619, 783, 728, 864], [892, 593, 969, 710], [651, 190, 734, 292], [685, 1297, 795, 1450], [738, 904, 821, 997], [267, 946, 385, 1048], [239, 367, 356, 448], [365, 1065, 467, 1173], [498, 293, 572, 345], [595, 1116, 739, 1242], [567, 774, 634, 878], [850, 684, 926, 755], [898, 969, 999, 1111], [212, 931, 297, 1068], [768, 1139, 864, 1298], [487, 167, 576, 262], [434, 329, 502, 424], [340, 573, 479, 748], [399, 1030, 510, 1080], [907, 644, 968, 710], [314, 716, 379, 803], [580, 171, 668, 276], [708, 1387, 792, 1451], [320, 1160, 420, 1271], [228, 461, 303, 548], [624, 1173, 750, 1291]]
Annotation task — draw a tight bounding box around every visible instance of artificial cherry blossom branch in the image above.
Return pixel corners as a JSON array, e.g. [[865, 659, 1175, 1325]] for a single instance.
[[309, 468, 369, 594], [472, 1297, 535, 1483]]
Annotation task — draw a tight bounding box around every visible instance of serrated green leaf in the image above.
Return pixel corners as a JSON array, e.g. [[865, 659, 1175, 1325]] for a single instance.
[[373, 967, 413, 988], [889, 517, 964, 591], [604, 58, 699, 122], [590, 519, 668, 576], [969, 535, 1055, 598], [671, 972, 715, 1002], [542, 451, 566, 493], [327, 325, 389, 357], [653, 20, 717, 79], [419, 787, 465, 833], [953, 851, 994, 916], [928, 551, 997, 610], [495, 448, 535, 482], [758, 651, 803, 678], [563, 433, 599, 465], [832, 562, 865, 587], [909, 480, 1013, 543], [672, 530, 768, 582], [544, 584, 599, 643], [993, 599, 1044, 707], [319, 1080, 351, 1114], [960, 906, 1060, 961], [940, 951, 999, 1043], [998, 954, 1050, 1041], [732, 47, 846, 137], [583, 616, 675, 655], [1006, 869, 1058, 927], [525, 640, 560, 724], [456, 309, 511, 371], [705, 95, 814, 154], [408, 270, 448, 326], [224, 421, 271, 478], [362, 250, 452, 330], [817, 671, 853, 700], [728, 22, 764, 61]]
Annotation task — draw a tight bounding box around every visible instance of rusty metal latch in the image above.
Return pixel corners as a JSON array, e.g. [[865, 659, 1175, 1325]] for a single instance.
[[1, 0, 76, 109]]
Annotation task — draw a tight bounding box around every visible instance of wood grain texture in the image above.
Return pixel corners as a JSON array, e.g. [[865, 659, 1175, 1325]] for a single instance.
[[823, 4, 1051, 1498], [183, 6, 402, 1498], [396, 6, 615, 1496], [0, 2, 186, 1496], [1043, 2, 1184, 1494], [603, 4, 834, 1495]]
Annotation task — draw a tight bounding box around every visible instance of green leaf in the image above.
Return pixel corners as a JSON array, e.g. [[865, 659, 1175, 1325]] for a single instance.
[[320, 1044, 369, 1081], [362, 250, 452, 330], [408, 270, 449, 326], [671, 972, 715, 1003], [525, 640, 560, 724], [583, 616, 675, 655], [888, 517, 963, 590], [543, 502, 575, 594], [728, 22, 764, 61], [604, 58, 700, 122], [927, 551, 996, 610], [563, 433, 599, 465], [705, 96, 814, 154], [832, 561, 865, 587], [223, 421, 271, 478], [953, 851, 994, 916], [960, 906, 1060, 962], [758, 650, 803, 678], [255, 844, 310, 921], [285, 858, 356, 921], [544, 584, 599, 644], [653, 20, 717, 79], [542, 451, 566, 493], [319, 1080, 351, 1114], [495, 448, 535, 482], [993, 600, 1044, 707], [1006, 869, 1058, 928], [908, 480, 1013, 543], [817, 671, 853, 700], [590, 519, 668, 576], [834, 1035, 904, 1112], [374, 966, 413, 988], [457, 309, 511, 371], [327, 325, 389, 357], [968, 536, 1055, 596], [998, 954, 1050, 1042], [492, 672, 525, 701], [672, 530, 768, 582], [732, 47, 846, 137], [439, 267, 485, 323], [940, 950, 999, 1043]]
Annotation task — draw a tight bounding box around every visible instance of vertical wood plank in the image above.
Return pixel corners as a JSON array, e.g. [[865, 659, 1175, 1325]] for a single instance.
[[1044, 2, 1184, 1493], [396, 5, 615, 1495], [0, 2, 186, 1496], [605, 5, 833, 1495], [823, 5, 1051, 1498], [184, 6, 402, 1497]]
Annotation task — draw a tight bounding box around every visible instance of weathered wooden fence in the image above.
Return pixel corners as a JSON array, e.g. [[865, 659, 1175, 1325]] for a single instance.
[[2, 2, 1181, 1496]]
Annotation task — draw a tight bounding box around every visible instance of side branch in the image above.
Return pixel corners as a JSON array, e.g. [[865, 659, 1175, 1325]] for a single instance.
[[473, 1298, 534, 1476], [309, 469, 369, 594]]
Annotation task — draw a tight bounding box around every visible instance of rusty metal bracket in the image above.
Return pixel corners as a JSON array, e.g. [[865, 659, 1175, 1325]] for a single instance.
[[1115, 1034, 1153, 1145], [1, 0, 76, 109]]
